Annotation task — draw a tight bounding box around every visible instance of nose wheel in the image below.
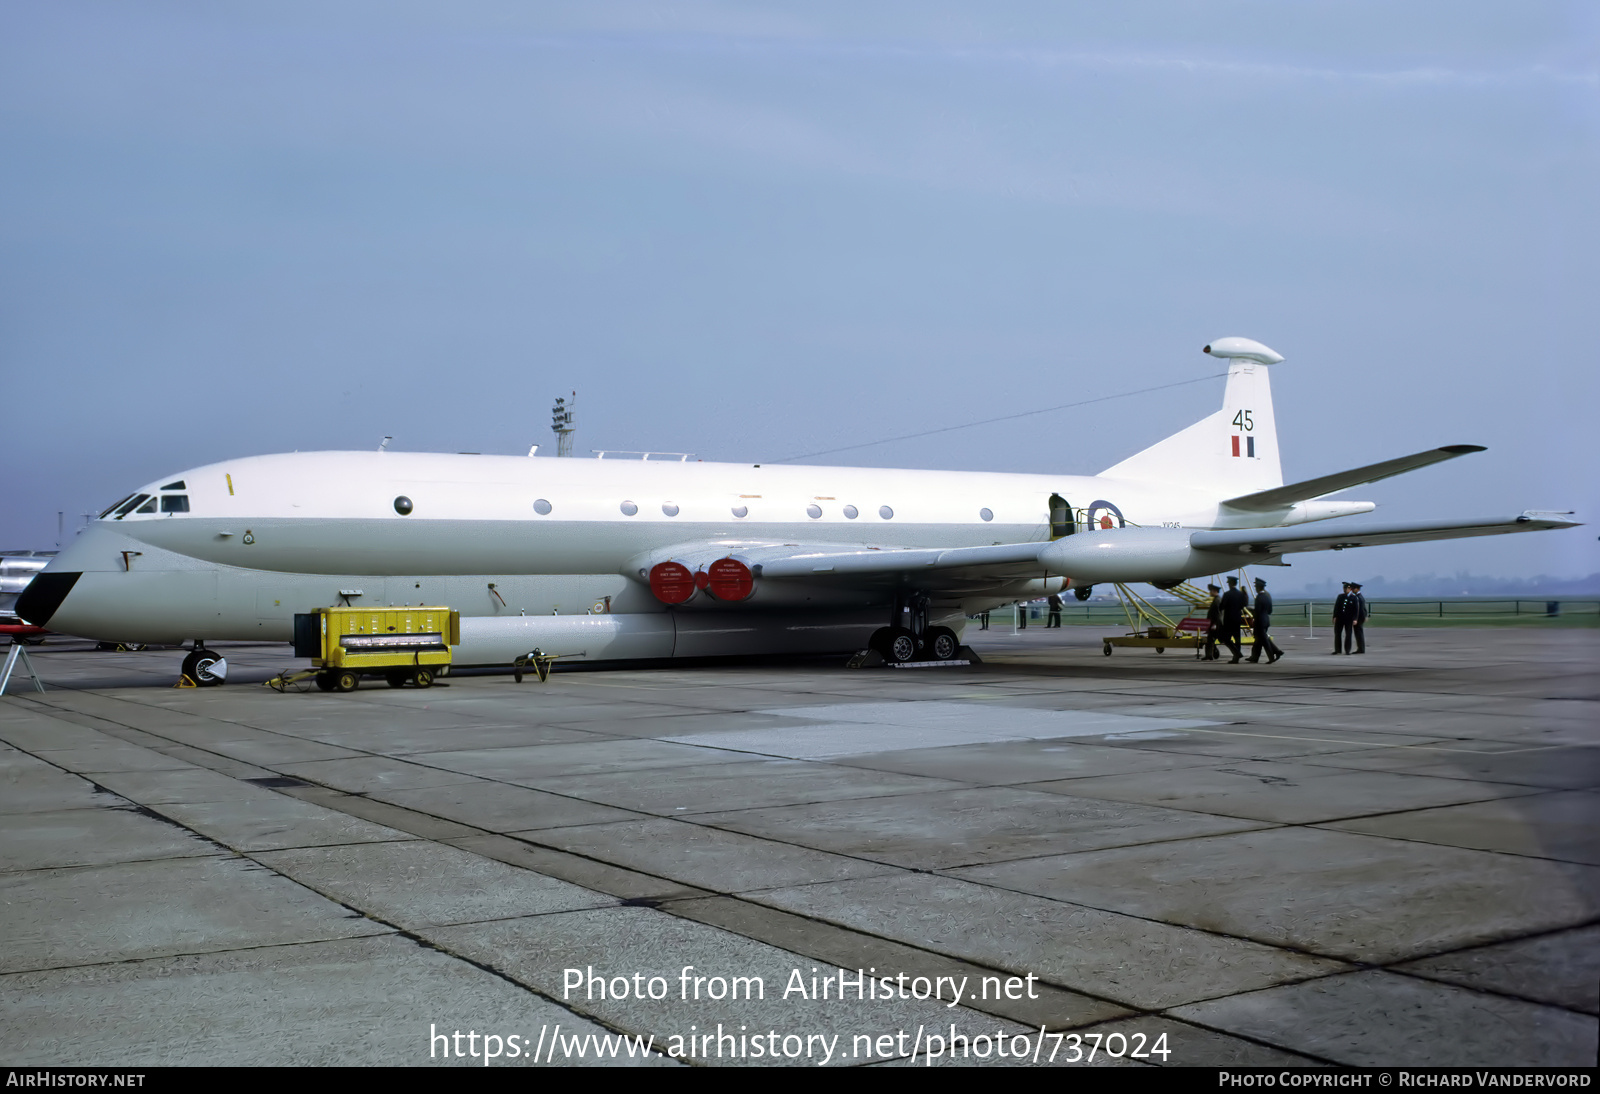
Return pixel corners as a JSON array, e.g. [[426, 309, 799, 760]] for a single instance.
[[180, 647, 227, 686]]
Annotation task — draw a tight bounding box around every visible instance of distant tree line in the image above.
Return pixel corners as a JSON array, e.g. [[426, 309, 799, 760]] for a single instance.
[[1281, 573, 1600, 598]]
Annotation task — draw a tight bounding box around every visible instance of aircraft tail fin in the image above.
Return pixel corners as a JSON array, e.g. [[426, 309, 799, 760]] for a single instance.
[[1099, 337, 1283, 497]]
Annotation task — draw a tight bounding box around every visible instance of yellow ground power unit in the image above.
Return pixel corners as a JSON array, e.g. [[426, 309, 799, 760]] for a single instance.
[[283, 605, 460, 692]]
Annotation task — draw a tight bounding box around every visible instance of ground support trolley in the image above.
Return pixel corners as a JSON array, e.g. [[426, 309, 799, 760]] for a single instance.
[[1099, 581, 1254, 658], [268, 605, 460, 692]]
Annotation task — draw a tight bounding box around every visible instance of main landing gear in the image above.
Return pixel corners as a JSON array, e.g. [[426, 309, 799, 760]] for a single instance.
[[867, 593, 962, 664]]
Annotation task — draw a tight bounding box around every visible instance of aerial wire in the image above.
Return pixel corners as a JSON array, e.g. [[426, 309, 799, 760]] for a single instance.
[[771, 371, 1228, 463]]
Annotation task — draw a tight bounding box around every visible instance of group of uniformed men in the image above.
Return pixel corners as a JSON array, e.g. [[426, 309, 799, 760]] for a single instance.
[[1331, 581, 1368, 655], [1203, 576, 1282, 663], [1203, 578, 1370, 661]]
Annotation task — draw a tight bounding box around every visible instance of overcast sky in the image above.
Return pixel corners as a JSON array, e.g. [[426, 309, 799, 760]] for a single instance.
[[3, 2, 1596, 586]]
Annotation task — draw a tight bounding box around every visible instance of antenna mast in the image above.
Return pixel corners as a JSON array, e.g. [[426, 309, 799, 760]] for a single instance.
[[551, 392, 576, 457]]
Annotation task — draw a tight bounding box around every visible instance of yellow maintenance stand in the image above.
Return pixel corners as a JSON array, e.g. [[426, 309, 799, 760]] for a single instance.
[[1100, 580, 1254, 658], [269, 605, 460, 692]]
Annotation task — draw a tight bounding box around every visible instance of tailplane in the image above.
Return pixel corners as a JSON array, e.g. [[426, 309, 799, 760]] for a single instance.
[[1100, 337, 1283, 497]]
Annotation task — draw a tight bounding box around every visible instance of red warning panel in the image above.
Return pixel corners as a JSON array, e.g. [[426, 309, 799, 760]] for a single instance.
[[649, 561, 696, 604], [706, 557, 754, 601]]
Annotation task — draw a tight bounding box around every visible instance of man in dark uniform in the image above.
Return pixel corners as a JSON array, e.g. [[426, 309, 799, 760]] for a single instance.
[[1348, 582, 1368, 654], [1046, 593, 1063, 628], [1332, 582, 1355, 654], [1203, 583, 1223, 660], [1247, 577, 1283, 663], [1217, 576, 1249, 663]]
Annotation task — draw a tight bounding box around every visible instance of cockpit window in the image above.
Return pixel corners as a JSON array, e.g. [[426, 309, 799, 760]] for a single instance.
[[136, 498, 158, 514], [160, 480, 186, 491], [113, 494, 150, 519], [99, 495, 135, 519], [160, 495, 190, 513]]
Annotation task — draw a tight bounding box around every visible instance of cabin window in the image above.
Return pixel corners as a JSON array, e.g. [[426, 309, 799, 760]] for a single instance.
[[533, 499, 552, 515], [160, 495, 189, 513], [980, 508, 994, 522], [113, 495, 150, 519], [160, 480, 186, 491], [662, 503, 680, 517], [731, 506, 748, 518], [620, 501, 638, 516], [878, 505, 894, 520], [806, 504, 822, 519], [136, 498, 158, 514], [393, 496, 413, 515], [843, 505, 858, 519]]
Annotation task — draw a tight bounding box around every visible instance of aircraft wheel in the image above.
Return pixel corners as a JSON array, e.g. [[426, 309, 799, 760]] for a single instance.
[[1156, 647, 1165, 654], [885, 629, 918, 664], [385, 672, 408, 688], [413, 668, 434, 689], [1103, 643, 1113, 657], [867, 628, 893, 657], [314, 672, 337, 692], [925, 627, 959, 661], [335, 670, 359, 692], [181, 648, 225, 687]]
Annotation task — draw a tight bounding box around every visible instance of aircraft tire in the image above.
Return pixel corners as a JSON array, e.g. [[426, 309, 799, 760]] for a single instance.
[[868, 628, 893, 657], [181, 648, 225, 687], [884, 628, 918, 664], [925, 627, 959, 661]]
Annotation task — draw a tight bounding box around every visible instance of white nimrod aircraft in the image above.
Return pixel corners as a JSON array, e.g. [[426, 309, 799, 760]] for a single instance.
[[20, 338, 1579, 683]]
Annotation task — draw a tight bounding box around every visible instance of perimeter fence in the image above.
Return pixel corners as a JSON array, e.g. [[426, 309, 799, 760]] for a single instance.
[[1001, 597, 1600, 627]]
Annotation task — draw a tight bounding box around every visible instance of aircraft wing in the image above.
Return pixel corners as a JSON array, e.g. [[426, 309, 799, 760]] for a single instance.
[[1190, 512, 1582, 557], [1221, 445, 1486, 512], [649, 512, 1579, 598]]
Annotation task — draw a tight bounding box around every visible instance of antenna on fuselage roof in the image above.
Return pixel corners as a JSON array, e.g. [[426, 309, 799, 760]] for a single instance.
[[552, 392, 576, 458], [378, 436, 392, 452]]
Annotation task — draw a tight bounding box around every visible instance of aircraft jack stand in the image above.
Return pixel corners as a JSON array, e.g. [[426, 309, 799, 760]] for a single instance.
[[0, 641, 45, 695], [513, 649, 560, 683]]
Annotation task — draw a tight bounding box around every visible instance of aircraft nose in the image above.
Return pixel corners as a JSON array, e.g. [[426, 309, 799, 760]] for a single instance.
[[16, 571, 81, 627]]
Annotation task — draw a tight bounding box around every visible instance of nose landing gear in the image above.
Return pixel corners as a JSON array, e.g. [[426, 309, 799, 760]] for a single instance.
[[180, 645, 227, 687]]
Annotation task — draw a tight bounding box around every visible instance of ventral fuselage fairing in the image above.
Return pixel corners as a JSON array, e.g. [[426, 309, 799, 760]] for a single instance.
[[20, 338, 1580, 668]]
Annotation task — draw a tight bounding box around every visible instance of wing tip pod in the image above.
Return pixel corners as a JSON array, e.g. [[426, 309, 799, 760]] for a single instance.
[[1517, 510, 1582, 528]]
